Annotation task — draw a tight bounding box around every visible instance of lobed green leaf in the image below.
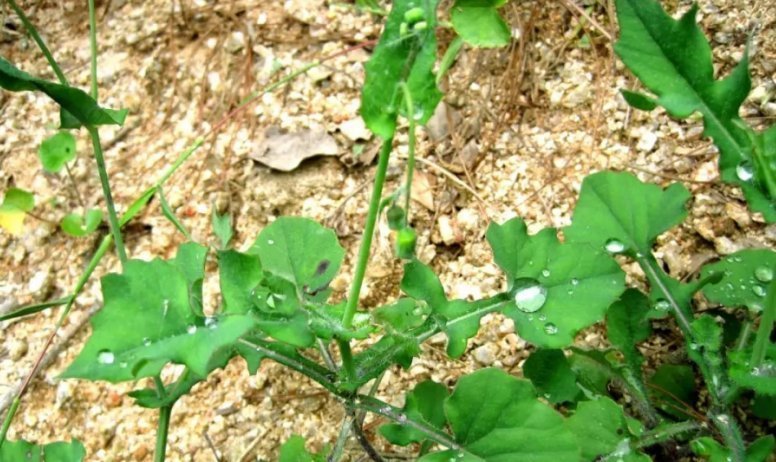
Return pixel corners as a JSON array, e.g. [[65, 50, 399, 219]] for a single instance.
[[450, 0, 511, 48], [701, 249, 776, 312]]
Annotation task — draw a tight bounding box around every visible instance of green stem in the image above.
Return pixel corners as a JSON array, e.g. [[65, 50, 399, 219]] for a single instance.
[[633, 420, 702, 450], [155, 405, 173, 462], [353, 395, 462, 452], [4, 0, 68, 84], [87, 0, 98, 99], [339, 138, 394, 378], [637, 255, 745, 459], [0, 397, 19, 450], [751, 279, 776, 368], [87, 126, 127, 265], [328, 415, 353, 462], [400, 83, 416, 220]]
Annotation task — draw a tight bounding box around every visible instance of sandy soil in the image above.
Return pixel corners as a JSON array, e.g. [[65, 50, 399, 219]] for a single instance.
[[1, 0, 774, 460]]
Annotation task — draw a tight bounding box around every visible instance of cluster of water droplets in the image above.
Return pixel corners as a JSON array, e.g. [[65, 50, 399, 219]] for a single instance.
[[718, 259, 773, 309]]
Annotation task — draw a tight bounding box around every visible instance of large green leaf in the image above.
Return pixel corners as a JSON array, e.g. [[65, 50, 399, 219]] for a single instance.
[[565, 171, 690, 256], [0, 57, 127, 127], [252, 217, 344, 298], [487, 218, 625, 347], [567, 397, 648, 462], [0, 439, 85, 462], [418, 368, 578, 462], [614, 0, 775, 221], [380, 380, 449, 446], [701, 249, 776, 312], [360, 0, 443, 138], [62, 243, 255, 381], [450, 0, 510, 48]]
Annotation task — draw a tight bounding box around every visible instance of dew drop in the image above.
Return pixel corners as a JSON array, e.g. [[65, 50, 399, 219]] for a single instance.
[[119, 362, 128, 369], [205, 317, 218, 329], [752, 285, 766, 297], [754, 266, 773, 283], [512, 278, 548, 313], [543, 323, 558, 335], [654, 299, 671, 312], [413, 107, 424, 121], [267, 239, 275, 245], [571, 278, 579, 286], [142, 337, 152, 346], [605, 239, 626, 254], [541, 269, 551, 278], [97, 350, 115, 365], [538, 314, 547, 321], [187, 325, 198, 334], [162, 299, 170, 317], [735, 162, 754, 182]]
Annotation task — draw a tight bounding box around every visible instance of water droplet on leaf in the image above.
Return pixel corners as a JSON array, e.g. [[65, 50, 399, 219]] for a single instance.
[[754, 266, 773, 283], [544, 323, 558, 335], [541, 269, 550, 278], [752, 285, 766, 297], [654, 299, 670, 312], [97, 350, 115, 365], [735, 162, 754, 182], [605, 239, 626, 254], [187, 325, 198, 334], [571, 278, 579, 286], [512, 278, 547, 313]]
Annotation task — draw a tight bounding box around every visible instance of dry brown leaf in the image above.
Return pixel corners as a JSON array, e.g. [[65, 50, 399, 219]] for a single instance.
[[251, 126, 339, 171], [412, 170, 435, 210]]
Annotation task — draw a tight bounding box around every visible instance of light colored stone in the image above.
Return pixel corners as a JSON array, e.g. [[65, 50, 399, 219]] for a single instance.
[[472, 343, 498, 366], [338, 118, 371, 142]]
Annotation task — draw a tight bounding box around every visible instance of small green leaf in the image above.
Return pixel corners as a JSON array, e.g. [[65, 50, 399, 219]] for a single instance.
[[278, 435, 325, 462], [701, 249, 776, 312], [360, 0, 443, 138], [523, 349, 580, 404], [487, 217, 625, 347], [0, 187, 35, 235], [418, 368, 578, 461], [0, 439, 85, 462], [395, 226, 417, 259], [60, 208, 103, 237], [565, 171, 690, 256], [648, 364, 697, 419], [450, 0, 511, 48], [386, 205, 406, 230], [39, 131, 76, 173], [692, 435, 775, 462], [373, 297, 429, 333], [0, 57, 127, 127], [3, 187, 34, 212], [567, 397, 648, 461], [621, 89, 657, 111], [380, 380, 448, 446], [62, 243, 255, 381], [252, 217, 344, 297], [212, 209, 233, 249], [437, 36, 464, 84], [607, 289, 652, 371]]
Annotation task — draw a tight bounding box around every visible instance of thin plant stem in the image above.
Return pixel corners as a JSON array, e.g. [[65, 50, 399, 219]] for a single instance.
[[87, 126, 127, 265], [339, 138, 394, 379], [88, 0, 98, 99], [751, 279, 776, 368], [4, 0, 68, 84], [155, 405, 173, 462], [65, 163, 86, 210], [400, 83, 416, 221], [348, 408, 384, 462], [328, 415, 354, 462]]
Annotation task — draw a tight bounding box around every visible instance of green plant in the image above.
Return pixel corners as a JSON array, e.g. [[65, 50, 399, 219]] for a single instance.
[[1, 1, 774, 461]]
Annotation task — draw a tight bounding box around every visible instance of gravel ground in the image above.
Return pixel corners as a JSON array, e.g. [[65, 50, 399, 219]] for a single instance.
[[0, 0, 774, 460]]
